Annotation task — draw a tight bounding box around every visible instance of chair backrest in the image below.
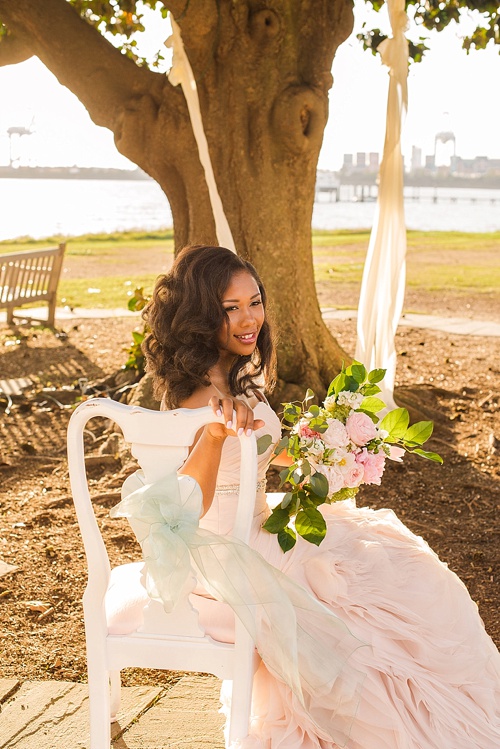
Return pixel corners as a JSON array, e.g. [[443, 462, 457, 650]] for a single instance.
[[67, 397, 258, 603]]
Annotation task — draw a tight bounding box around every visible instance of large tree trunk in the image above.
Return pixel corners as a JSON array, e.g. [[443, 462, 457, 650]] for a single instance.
[[0, 0, 354, 401]]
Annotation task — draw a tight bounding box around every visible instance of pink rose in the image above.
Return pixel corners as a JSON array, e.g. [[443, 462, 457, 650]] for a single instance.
[[356, 448, 386, 485], [346, 412, 378, 446], [343, 462, 365, 488], [315, 464, 344, 495], [297, 419, 321, 439], [322, 418, 349, 449], [387, 445, 405, 462]]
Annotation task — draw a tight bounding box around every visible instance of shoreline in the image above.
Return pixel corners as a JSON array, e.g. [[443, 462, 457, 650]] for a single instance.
[[1, 226, 499, 248]]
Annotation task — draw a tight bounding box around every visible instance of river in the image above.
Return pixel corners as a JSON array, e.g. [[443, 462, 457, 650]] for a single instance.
[[0, 178, 499, 241]]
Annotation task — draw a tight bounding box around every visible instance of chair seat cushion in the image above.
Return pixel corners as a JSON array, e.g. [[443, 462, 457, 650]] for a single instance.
[[105, 562, 235, 643]]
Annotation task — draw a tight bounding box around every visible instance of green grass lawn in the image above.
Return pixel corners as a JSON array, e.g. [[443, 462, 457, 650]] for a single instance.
[[1, 229, 498, 308], [313, 229, 500, 292]]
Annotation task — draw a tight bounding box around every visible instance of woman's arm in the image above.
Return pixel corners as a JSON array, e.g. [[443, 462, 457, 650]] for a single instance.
[[177, 391, 265, 516]]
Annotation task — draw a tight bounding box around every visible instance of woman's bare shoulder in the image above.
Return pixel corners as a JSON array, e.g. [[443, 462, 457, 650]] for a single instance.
[[178, 385, 216, 410]]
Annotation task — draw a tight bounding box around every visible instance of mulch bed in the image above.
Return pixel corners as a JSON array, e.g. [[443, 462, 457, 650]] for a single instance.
[[0, 315, 499, 685]]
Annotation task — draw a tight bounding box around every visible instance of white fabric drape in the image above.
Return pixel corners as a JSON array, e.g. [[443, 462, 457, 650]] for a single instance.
[[166, 19, 236, 252], [355, 0, 409, 409]]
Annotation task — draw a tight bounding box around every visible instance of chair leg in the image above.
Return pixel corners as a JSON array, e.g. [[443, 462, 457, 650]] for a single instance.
[[110, 670, 121, 722], [228, 625, 254, 745], [88, 662, 112, 749]]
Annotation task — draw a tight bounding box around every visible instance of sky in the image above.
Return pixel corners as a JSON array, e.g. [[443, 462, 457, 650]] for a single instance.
[[0, 3, 498, 172]]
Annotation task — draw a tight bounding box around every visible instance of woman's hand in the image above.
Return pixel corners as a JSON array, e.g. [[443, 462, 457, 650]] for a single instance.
[[206, 395, 265, 440]]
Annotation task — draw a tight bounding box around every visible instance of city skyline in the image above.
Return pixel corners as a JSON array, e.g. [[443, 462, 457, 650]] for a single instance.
[[0, 4, 499, 172]]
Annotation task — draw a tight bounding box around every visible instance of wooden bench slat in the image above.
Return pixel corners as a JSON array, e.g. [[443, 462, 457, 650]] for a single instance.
[[0, 243, 66, 326]]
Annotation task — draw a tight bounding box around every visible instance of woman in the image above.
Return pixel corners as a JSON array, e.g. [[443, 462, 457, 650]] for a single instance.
[[142, 244, 500, 749]]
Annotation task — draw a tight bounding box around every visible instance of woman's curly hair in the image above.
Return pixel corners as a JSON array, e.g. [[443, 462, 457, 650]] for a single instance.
[[142, 245, 276, 408]]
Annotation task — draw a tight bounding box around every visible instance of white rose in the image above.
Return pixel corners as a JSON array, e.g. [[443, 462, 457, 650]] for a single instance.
[[324, 395, 337, 412], [322, 418, 350, 449], [337, 391, 364, 409], [300, 436, 325, 458], [315, 464, 344, 495]]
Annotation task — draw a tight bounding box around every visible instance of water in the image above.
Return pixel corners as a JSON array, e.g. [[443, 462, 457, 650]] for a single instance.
[[0, 178, 499, 241]]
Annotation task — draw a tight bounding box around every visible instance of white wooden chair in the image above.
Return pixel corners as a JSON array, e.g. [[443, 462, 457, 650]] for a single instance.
[[67, 397, 261, 749]]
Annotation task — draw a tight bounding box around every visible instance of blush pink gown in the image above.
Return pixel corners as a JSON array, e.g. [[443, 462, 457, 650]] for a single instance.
[[197, 400, 500, 749]]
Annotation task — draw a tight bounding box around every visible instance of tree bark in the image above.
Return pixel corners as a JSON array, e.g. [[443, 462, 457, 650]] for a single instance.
[[0, 0, 355, 400]]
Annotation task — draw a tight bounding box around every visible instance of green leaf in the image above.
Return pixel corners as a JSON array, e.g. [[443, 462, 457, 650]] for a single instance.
[[304, 388, 314, 403], [344, 375, 359, 393], [291, 468, 304, 485], [411, 448, 444, 464], [328, 486, 359, 503], [301, 460, 311, 477], [357, 409, 379, 424], [403, 421, 434, 446], [361, 383, 382, 396], [349, 362, 367, 384], [132, 330, 145, 344], [283, 404, 301, 425], [359, 396, 386, 414], [278, 466, 293, 486], [379, 407, 409, 440], [368, 368, 386, 384], [278, 527, 297, 552], [280, 492, 294, 509], [308, 471, 329, 498], [327, 372, 345, 397], [307, 405, 320, 417], [273, 436, 289, 457], [262, 508, 290, 534], [256, 434, 273, 455], [295, 508, 327, 546]]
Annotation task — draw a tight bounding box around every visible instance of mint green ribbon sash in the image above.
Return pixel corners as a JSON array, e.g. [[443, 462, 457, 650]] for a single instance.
[[111, 474, 366, 746]]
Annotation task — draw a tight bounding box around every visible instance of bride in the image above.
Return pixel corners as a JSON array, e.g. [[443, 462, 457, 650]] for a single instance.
[[141, 243, 500, 749]]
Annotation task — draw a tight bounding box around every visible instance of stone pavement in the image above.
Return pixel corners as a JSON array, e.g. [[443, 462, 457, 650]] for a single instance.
[[0, 675, 225, 749], [1, 305, 499, 336]]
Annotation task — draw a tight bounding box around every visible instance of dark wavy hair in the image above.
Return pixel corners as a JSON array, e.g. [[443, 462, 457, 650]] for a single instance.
[[142, 245, 276, 408]]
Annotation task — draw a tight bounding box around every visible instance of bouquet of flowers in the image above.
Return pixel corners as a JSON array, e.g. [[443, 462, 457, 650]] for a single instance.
[[261, 361, 443, 552]]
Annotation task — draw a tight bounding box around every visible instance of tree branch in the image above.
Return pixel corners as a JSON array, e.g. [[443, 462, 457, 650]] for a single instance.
[[0, 32, 33, 66], [0, 0, 164, 131]]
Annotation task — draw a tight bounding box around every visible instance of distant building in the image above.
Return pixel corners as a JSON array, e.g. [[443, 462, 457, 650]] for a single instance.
[[356, 152, 366, 169], [343, 154, 353, 169], [368, 152, 379, 171], [411, 146, 422, 172]]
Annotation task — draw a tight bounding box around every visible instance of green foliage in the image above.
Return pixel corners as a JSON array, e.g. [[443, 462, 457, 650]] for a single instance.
[[67, 0, 167, 67], [2, 1, 493, 68], [124, 286, 151, 374], [359, 0, 499, 59]]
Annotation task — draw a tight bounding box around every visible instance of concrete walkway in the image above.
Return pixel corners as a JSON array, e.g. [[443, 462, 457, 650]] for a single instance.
[[1, 304, 500, 336], [321, 307, 500, 337], [0, 675, 225, 749]]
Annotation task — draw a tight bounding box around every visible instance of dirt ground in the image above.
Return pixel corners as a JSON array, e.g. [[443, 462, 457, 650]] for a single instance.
[[0, 284, 499, 686]]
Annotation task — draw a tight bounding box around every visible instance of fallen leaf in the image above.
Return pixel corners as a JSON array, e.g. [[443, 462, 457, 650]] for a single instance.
[[26, 600, 51, 613]]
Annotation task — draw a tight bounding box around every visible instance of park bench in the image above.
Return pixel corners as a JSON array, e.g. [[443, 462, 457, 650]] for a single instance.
[[0, 243, 65, 327]]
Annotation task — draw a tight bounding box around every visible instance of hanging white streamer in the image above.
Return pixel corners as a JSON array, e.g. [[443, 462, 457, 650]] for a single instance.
[[165, 18, 236, 252], [355, 0, 409, 409]]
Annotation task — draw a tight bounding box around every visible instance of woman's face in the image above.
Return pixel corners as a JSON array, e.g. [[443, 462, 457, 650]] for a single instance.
[[218, 271, 265, 357]]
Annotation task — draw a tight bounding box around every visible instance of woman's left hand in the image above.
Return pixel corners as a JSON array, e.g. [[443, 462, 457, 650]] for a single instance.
[[207, 395, 265, 440]]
